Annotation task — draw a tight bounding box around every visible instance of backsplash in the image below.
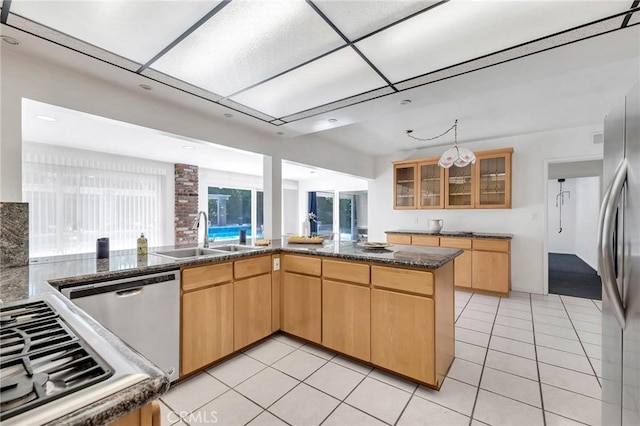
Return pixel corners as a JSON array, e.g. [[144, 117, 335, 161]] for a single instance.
[[175, 163, 199, 247], [0, 202, 29, 267]]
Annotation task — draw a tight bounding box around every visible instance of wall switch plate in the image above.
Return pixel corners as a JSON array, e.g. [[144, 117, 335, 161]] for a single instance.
[[273, 258, 280, 271], [531, 212, 538, 221], [414, 217, 419, 224]]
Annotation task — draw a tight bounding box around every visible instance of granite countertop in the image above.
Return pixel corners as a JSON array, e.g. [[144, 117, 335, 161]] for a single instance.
[[385, 229, 513, 239], [0, 239, 461, 423], [0, 268, 169, 425]]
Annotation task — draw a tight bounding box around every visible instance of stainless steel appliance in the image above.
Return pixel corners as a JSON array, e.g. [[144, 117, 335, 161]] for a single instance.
[[61, 270, 180, 381], [600, 81, 639, 425], [0, 295, 147, 425]]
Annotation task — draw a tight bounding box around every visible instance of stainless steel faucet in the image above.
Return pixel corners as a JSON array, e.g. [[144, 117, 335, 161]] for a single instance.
[[192, 211, 210, 248]]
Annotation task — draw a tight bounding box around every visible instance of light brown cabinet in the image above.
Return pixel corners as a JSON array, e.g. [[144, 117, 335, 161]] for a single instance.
[[371, 288, 435, 383], [321, 259, 371, 361], [370, 262, 454, 388], [322, 279, 371, 361], [472, 239, 511, 293], [393, 147, 513, 210], [282, 272, 322, 343], [234, 273, 271, 350], [386, 233, 511, 295], [109, 401, 159, 426], [394, 163, 418, 209], [475, 149, 513, 209], [181, 281, 233, 375]]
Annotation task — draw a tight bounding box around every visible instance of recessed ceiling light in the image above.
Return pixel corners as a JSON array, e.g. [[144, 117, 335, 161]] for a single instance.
[[1, 36, 19, 45], [276, 131, 285, 135], [400, 99, 412, 105], [139, 84, 152, 90], [224, 113, 234, 118], [309, 170, 317, 174], [182, 146, 196, 150], [328, 118, 338, 123], [35, 115, 57, 122]]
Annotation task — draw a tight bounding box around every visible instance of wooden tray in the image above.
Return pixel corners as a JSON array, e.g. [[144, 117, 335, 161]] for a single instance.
[[287, 236, 324, 244]]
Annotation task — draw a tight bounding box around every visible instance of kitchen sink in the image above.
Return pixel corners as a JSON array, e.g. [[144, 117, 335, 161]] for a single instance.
[[153, 247, 223, 259]]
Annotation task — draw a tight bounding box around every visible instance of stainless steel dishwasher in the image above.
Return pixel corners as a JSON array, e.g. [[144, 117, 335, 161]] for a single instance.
[[61, 270, 180, 381]]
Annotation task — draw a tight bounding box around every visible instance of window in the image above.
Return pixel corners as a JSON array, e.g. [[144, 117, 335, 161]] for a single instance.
[[207, 187, 263, 241], [339, 191, 368, 241], [315, 191, 334, 235], [23, 143, 170, 257]]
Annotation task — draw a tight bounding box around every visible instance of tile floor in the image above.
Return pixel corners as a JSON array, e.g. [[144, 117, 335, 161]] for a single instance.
[[159, 291, 603, 426]]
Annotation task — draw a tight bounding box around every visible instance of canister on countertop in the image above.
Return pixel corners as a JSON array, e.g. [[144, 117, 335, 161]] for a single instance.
[[96, 237, 109, 259], [137, 233, 148, 255], [239, 229, 247, 244]]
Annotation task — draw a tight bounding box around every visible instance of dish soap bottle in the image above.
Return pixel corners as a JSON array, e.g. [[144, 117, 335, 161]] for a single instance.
[[137, 233, 148, 255]]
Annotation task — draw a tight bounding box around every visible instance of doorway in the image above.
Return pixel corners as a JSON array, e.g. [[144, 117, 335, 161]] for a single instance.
[[546, 160, 602, 299]]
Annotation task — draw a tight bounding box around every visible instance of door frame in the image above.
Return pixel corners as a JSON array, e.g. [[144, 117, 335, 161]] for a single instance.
[[542, 154, 602, 295]]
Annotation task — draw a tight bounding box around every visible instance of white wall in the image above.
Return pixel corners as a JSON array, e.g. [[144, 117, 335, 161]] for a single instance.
[[574, 176, 601, 270], [548, 179, 577, 254], [369, 125, 603, 294]]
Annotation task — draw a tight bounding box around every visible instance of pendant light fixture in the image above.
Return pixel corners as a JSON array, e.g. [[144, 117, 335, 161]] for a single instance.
[[405, 119, 476, 168]]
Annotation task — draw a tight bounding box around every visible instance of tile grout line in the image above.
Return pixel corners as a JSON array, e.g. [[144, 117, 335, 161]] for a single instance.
[[529, 292, 548, 426], [467, 292, 501, 425], [557, 297, 603, 388]]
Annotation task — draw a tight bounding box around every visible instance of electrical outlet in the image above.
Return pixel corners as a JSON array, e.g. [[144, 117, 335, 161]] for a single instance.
[[273, 258, 280, 271], [414, 217, 419, 224], [531, 212, 538, 221]]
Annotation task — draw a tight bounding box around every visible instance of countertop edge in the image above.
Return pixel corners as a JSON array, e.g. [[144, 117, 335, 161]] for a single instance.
[[385, 230, 514, 239]]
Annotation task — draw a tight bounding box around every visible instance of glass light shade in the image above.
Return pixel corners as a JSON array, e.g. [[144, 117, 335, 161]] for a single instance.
[[438, 147, 476, 168]]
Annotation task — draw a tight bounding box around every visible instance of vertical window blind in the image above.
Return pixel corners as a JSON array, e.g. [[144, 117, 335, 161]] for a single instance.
[[23, 144, 170, 257]]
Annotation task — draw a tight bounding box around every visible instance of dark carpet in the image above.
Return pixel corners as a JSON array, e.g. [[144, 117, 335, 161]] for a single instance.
[[549, 253, 602, 300]]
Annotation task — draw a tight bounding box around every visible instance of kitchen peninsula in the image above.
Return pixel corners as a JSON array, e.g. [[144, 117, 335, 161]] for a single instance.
[[0, 240, 460, 424]]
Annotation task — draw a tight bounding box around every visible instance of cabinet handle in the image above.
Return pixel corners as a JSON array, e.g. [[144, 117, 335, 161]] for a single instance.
[[597, 158, 627, 329], [115, 287, 143, 297]]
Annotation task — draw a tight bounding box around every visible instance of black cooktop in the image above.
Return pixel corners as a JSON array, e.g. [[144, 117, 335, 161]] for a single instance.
[[0, 300, 114, 421]]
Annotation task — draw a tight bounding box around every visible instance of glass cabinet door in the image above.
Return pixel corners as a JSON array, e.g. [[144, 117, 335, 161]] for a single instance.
[[475, 150, 512, 208], [445, 163, 473, 208], [418, 161, 444, 209], [394, 164, 417, 209]]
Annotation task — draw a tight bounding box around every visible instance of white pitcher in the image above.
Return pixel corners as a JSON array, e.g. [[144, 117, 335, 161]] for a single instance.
[[428, 219, 443, 232]]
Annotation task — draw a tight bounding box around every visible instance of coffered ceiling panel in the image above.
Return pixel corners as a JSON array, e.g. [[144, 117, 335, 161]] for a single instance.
[[150, 0, 345, 97], [356, 0, 630, 83], [313, 0, 438, 41], [9, 0, 218, 64], [229, 47, 387, 118]]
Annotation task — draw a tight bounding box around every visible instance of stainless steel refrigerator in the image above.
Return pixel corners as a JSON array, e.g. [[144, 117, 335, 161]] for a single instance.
[[600, 81, 639, 425]]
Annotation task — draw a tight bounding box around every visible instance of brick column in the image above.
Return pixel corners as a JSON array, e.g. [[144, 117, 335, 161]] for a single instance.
[[175, 164, 199, 247]]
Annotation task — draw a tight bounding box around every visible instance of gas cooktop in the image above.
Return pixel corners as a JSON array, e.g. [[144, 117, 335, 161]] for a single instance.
[[0, 300, 114, 421], [0, 295, 148, 425]]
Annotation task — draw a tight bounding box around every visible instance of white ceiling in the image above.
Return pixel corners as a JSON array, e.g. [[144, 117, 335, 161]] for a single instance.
[[2, 1, 639, 159], [21, 98, 365, 183], [3, 0, 636, 125]]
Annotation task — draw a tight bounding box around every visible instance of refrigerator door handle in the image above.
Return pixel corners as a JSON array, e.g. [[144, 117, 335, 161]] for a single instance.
[[598, 158, 627, 329]]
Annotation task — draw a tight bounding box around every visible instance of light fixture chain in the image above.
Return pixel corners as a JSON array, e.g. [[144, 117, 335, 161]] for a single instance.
[[406, 119, 458, 143]]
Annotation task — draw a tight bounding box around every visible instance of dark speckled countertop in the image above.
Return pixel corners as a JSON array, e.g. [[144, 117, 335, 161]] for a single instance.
[[385, 229, 513, 239], [0, 239, 460, 424]]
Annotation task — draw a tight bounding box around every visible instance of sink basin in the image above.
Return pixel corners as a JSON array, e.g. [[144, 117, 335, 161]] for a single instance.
[[153, 247, 222, 259], [208, 244, 257, 252]]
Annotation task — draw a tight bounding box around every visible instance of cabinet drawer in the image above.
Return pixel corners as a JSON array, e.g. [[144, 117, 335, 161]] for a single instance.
[[411, 235, 440, 247], [473, 239, 510, 252], [439, 238, 472, 249], [386, 234, 411, 245], [283, 254, 322, 276], [182, 262, 233, 292], [234, 255, 271, 279], [323, 259, 370, 285], [371, 266, 434, 296]]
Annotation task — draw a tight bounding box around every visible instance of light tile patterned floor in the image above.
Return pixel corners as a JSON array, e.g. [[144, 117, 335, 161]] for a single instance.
[[159, 291, 603, 426]]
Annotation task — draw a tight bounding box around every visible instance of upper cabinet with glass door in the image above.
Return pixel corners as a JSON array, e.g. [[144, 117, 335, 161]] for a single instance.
[[394, 163, 417, 209], [474, 148, 513, 209], [418, 159, 445, 209], [392, 148, 513, 210]]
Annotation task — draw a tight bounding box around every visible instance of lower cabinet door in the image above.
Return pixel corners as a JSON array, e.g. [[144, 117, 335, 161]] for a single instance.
[[454, 250, 472, 288], [472, 250, 509, 293], [282, 272, 321, 343], [234, 273, 272, 350], [181, 283, 233, 375], [371, 289, 435, 384], [322, 279, 371, 361]]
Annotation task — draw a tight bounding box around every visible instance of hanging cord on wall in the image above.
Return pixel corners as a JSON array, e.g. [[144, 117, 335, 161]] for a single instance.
[[555, 179, 571, 233]]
